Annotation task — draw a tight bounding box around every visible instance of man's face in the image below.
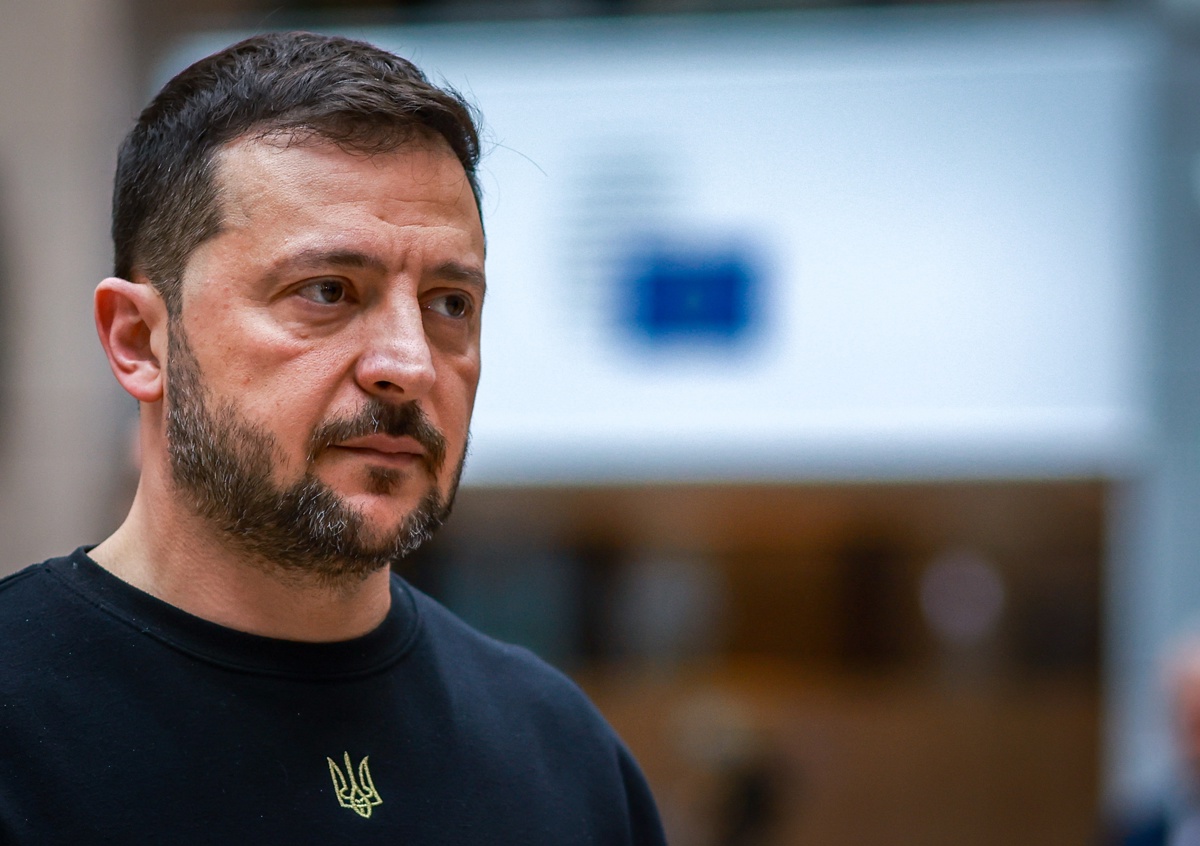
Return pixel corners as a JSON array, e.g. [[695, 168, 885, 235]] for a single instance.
[[164, 134, 485, 582], [1177, 671, 1200, 779]]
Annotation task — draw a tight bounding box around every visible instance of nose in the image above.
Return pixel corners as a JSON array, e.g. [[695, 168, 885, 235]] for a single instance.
[[353, 299, 436, 401]]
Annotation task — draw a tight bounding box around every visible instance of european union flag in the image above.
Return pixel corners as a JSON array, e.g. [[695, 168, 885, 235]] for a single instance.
[[625, 243, 759, 344]]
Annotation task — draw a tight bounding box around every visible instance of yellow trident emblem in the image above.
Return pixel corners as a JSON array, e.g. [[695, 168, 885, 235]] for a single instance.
[[327, 752, 383, 819]]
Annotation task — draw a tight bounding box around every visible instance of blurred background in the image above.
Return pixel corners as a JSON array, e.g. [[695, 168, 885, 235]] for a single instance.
[[4, 0, 1200, 842]]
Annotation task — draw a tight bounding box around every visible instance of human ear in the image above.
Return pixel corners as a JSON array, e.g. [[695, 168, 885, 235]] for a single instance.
[[94, 277, 169, 403]]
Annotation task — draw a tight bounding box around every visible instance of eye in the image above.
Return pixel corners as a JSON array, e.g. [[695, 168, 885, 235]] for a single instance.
[[297, 279, 350, 305], [425, 292, 473, 319]]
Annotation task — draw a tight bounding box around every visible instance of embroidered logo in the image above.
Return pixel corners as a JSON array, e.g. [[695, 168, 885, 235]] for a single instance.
[[327, 752, 383, 819]]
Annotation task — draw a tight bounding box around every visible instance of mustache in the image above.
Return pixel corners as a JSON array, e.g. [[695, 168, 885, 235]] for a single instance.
[[307, 400, 448, 474]]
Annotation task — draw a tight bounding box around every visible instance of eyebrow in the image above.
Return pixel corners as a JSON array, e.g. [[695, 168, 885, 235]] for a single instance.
[[262, 249, 485, 295], [432, 261, 487, 297], [262, 248, 388, 287]]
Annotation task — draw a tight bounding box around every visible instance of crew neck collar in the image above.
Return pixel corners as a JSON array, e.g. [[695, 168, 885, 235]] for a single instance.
[[44, 547, 422, 680]]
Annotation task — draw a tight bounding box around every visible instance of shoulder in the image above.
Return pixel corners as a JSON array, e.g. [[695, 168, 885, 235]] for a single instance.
[[400, 578, 633, 755], [0, 554, 100, 703], [0, 550, 106, 625], [0, 557, 78, 642], [0, 561, 49, 600], [400, 579, 668, 844], [0, 564, 50, 664], [404, 579, 596, 713]]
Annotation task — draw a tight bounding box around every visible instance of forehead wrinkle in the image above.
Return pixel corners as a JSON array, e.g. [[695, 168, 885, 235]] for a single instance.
[[218, 133, 475, 219], [206, 137, 485, 284]]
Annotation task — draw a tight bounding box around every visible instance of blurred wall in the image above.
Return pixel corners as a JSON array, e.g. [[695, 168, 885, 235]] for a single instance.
[[1105, 40, 1200, 814], [0, 0, 136, 570]]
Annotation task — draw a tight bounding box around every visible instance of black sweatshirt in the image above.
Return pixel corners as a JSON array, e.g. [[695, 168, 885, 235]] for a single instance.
[[0, 548, 665, 844]]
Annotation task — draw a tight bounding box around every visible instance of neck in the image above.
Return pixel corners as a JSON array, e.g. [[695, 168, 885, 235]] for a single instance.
[[91, 473, 393, 642]]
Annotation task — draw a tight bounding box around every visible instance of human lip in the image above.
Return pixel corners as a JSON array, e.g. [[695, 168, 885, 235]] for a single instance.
[[333, 435, 426, 461]]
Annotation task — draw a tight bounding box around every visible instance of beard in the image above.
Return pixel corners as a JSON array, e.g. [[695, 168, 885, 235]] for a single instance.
[[164, 323, 463, 587]]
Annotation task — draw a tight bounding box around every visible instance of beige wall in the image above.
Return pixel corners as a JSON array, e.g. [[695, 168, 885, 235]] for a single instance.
[[0, 0, 137, 572]]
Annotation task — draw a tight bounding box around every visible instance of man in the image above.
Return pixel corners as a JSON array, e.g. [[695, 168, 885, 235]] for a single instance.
[[1108, 635, 1200, 846], [0, 32, 665, 843]]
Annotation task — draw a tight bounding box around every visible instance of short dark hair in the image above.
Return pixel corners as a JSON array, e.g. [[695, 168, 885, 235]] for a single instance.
[[112, 31, 482, 314]]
